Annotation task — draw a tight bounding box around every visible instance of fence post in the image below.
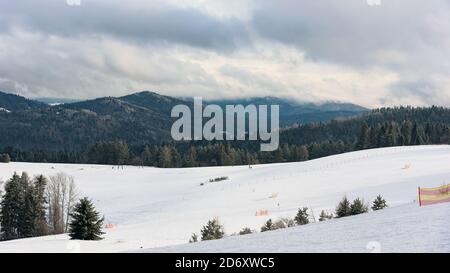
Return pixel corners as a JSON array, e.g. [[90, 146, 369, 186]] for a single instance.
[[418, 187, 422, 207]]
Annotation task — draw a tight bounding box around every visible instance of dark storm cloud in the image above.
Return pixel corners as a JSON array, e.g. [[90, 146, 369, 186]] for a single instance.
[[0, 0, 248, 50], [0, 0, 449, 106]]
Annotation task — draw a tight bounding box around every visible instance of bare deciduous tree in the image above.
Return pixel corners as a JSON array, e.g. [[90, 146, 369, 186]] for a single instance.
[[46, 173, 78, 234]]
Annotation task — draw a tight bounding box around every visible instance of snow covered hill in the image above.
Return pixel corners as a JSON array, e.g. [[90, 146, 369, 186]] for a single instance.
[[146, 202, 450, 253], [0, 145, 449, 253]]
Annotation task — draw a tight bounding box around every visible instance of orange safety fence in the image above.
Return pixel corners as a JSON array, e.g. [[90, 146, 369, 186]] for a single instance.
[[418, 184, 450, 206]]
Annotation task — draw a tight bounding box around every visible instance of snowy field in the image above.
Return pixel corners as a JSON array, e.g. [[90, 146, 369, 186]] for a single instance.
[[0, 145, 449, 253]]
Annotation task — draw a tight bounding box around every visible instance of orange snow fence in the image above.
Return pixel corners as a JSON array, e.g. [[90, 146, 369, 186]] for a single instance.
[[105, 223, 116, 229], [418, 184, 450, 206], [255, 209, 269, 216]]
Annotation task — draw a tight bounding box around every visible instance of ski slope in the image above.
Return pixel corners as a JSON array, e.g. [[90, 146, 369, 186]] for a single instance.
[[0, 145, 449, 253], [146, 202, 450, 253]]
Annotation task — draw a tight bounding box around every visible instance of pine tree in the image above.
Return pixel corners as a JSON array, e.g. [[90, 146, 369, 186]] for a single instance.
[[371, 195, 388, 211], [294, 207, 309, 225], [350, 198, 369, 215], [68, 197, 104, 240], [318, 210, 333, 222], [200, 218, 224, 241], [260, 219, 275, 232], [335, 196, 351, 218]]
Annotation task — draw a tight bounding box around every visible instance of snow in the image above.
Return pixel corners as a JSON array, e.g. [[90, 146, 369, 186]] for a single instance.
[[0, 145, 449, 253], [146, 202, 450, 253], [0, 107, 11, 113]]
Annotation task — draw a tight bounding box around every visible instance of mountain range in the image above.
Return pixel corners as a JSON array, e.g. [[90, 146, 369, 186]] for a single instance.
[[0, 90, 367, 150]]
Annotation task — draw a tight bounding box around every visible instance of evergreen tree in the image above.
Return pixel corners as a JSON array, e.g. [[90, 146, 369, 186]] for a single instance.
[[335, 196, 351, 218], [141, 145, 153, 166], [33, 175, 48, 236], [297, 145, 309, 161], [200, 218, 224, 241], [371, 195, 388, 211], [356, 123, 370, 150], [239, 227, 253, 235], [260, 219, 275, 232], [189, 233, 198, 243], [294, 207, 310, 225], [68, 197, 104, 240], [350, 198, 369, 215], [400, 121, 413, 145], [0, 173, 23, 240], [411, 123, 425, 145], [318, 210, 333, 222]]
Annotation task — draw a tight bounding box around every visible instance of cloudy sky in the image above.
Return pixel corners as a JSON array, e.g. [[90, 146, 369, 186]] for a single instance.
[[0, 0, 449, 107]]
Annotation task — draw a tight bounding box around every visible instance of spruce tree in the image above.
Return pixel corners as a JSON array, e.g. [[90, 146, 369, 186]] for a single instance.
[[0, 173, 23, 240], [371, 195, 388, 211], [200, 218, 225, 241], [69, 197, 104, 240], [33, 175, 48, 236], [350, 198, 369, 215], [260, 219, 275, 232], [294, 207, 309, 225], [335, 196, 351, 218]]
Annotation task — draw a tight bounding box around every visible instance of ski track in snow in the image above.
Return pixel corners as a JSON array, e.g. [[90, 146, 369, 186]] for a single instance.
[[0, 145, 449, 253]]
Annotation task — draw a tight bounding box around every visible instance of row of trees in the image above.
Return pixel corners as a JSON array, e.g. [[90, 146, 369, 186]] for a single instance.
[[2, 107, 450, 168], [0, 172, 103, 241], [189, 195, 388, 243]]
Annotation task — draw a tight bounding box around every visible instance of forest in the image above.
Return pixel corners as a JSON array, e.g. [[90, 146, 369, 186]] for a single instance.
[[1, 106, 449, 167]]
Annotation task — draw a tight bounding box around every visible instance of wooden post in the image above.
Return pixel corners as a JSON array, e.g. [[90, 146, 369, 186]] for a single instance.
[[418, 187, 422, 207]]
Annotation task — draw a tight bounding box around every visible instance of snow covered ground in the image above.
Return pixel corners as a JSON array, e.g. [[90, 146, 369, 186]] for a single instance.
[[147, 202, 450, 253], [0, 145, 449, 253]]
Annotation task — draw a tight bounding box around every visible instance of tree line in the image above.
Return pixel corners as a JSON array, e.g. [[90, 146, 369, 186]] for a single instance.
[[1, 106, 450, 167], [0, 172, 103, 241]]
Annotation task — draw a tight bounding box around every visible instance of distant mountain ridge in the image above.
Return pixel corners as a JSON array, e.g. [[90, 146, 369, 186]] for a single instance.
[[0, 91, 47, 112], [0, 90, 368, 150], [207, 97, 368, 126]]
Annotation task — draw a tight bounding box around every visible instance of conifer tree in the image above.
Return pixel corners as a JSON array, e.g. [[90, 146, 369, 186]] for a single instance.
[[239, 227, 253, 235], [350, 198, 369, 215], [294, 207, 310, 225], [335, 196, 352, 218], [356, 123, 370, 150], [33, 175, 48, 235], [200, 218, 225, 241], [189, 233, 198, 243], [0, 173, 23, 240], [69, 197, 104, 240], [371, 195, 388, 211], [260, 219, 275, 232], [318, 210, 334, 221]]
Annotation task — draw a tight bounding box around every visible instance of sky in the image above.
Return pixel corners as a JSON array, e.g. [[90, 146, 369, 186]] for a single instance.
[[0, 0, 449, 108]]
